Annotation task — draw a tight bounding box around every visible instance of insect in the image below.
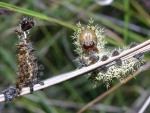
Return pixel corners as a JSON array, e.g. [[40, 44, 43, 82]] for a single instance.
[[80, 29, 99, 54]]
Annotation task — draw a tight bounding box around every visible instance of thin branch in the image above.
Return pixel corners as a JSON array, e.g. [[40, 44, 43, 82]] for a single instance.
[[0, 39, 150, 102], [77, 62, 150, 113]]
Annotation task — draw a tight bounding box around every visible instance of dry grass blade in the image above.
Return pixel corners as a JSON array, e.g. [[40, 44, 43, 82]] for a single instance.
[[0, 39, 150, 103]]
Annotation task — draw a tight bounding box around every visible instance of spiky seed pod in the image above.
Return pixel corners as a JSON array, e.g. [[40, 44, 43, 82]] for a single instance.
[[2, 86, 17, 102], [111, 50, 122, 66], [73, 19, 145, 88], [115, 59, 122, 67], [20, 17, 34, 31], [101, 55, 109, 61], [15, 17, 44, 95], [89, 51, 99, 64], [129, 43, 138, 49], [77, 55, 91, 67], [133, 52, 144, 59], [129, 43, 144, 59], [112, 50, 120, 56]]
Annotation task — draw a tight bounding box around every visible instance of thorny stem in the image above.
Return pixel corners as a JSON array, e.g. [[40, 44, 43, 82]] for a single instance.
[[77, 63, 150, 113], [0, 39, 150, 102]]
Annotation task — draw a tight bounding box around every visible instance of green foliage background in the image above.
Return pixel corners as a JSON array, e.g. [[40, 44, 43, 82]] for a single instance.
[[0, 0, 150, 113]]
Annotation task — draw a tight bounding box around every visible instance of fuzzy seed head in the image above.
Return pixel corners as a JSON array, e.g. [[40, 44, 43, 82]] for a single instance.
[[15, 17, 44, 95], [73, 19, 145, 88]]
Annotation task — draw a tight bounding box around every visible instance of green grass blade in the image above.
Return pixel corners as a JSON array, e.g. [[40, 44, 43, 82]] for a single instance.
[[0, 2, 77, 30]]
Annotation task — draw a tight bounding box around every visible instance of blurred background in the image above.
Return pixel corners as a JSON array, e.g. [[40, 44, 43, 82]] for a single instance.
[[0, 0, 150, 113]]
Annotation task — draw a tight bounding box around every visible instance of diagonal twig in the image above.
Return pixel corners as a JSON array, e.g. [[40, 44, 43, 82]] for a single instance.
[[0, 39, 150, 103]]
